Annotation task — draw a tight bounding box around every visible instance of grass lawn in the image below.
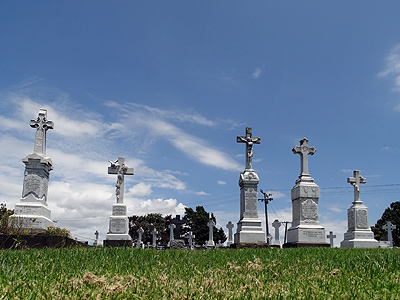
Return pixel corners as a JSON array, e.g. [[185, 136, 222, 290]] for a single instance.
[[0, 247, 399, 299]]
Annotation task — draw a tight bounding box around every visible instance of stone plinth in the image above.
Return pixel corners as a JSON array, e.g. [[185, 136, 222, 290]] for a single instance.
[[11, 152, 54, 230], [105, 204, 131, 241], [234, 170, 265, 244], [284, 181, 329, 247], [340, 202, 378, 248]]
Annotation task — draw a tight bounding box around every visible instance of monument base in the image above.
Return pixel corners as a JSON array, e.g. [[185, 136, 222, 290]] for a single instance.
[[234, 218, 265, 244], [206, 240, 215, 248], [283, 242, 330, 248], [103, 239, 133, 247], [105, 233, 132, 241], [340, 230, 378, 248], [230, 242, 269, 249], [11, 202, 54, 230], [286, 225, 326, 244]]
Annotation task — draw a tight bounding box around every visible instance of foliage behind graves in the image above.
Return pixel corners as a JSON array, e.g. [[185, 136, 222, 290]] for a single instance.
[[372, 201, 400, 246]]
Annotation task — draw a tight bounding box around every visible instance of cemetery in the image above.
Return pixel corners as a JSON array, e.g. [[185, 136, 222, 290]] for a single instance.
[[1, 109, 400, 298]]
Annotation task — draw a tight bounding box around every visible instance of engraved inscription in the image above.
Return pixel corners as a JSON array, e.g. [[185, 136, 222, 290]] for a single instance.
[[348, 210, 355, 230], [113, 206, 127, 216], [110, 219, 126, 234], [356, 209, 368, 229], [301, 199, 318, 220], [244, 187, 257, 216], [23, 173, 41, 197]]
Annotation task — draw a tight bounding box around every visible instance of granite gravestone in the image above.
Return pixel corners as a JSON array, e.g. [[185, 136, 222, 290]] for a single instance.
[[340, 170, 378, 248], [234, 127, 266, 245], [272, 219, 282, 248], [284, 138, 329, 248], [104, 157, 134, 247], [383, 221, 396, 248], [12, 109, 55, 230], [171, 215, 185, 239]]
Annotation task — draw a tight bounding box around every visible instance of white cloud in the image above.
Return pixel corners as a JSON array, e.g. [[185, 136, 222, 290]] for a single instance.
[[378, 44, 400, 91], [128, 182, 152, 197], [196, 191, 209, 196], [252, 67, 263, 79], [218, 180, 227, 185]]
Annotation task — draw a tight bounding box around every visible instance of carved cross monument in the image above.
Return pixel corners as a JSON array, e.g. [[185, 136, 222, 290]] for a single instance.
[[30, 109, 54, 156], [347, 170, 366, 204], [341, 170, 378, 248], [12, 109, 55, 230], [237, 127, 261, 171], [234, 127, 265, 244], [104, 157, 134, 246], [272, 219, 282, 247], [108, 157, 134, 204], [137, 227, 144, 248], [206, 214, 215, 247], [226, 221, 234, 246], [382, 221, 396, 248], [292, 137, 316, 181], [285, 138, 328, 248], [171, 215, 185, 239], [327, 231, 336, 248]]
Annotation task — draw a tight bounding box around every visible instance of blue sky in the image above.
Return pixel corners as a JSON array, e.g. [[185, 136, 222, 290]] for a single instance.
[[1, 2, 400, 246]]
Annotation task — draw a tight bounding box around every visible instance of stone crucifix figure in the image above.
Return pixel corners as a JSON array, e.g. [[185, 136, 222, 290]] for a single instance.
[[108, 157, 134, 203], [237, 127, 261, 171], [292, 137, 316, 180], [347, 170, 366, 204], [30, 108, 54, 156]]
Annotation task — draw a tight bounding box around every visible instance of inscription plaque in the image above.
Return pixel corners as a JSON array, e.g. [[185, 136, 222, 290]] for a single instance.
[[301, 199, 318, 220], [110, 219, 126, 234], [356, 209, 368, 229]]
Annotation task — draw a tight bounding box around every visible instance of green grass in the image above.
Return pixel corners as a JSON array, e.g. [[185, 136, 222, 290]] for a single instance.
[[1, 247, 399, 299]]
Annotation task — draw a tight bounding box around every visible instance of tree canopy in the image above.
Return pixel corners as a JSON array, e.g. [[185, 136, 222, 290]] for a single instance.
[[371, 201, 400, 246]]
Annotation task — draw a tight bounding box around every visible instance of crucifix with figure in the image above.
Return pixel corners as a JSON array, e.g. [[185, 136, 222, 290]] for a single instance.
[[347, 170, 366, 204], [292, 138, 316, 179], [108, 157, 134, 204], [30, 109, 54, 156], [237, 127, 261, 171]]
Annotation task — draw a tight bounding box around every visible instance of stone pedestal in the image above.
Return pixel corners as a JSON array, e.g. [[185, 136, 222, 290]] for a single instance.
[[340, 202, 378, 248], [234, 170, 265, 244], [284, 179, 329, 248], [105, 203, 131, 242], [11, 153, 54, 230]]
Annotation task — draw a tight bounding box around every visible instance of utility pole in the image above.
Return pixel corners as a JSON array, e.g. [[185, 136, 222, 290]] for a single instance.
[[258, 189, 273, 244], [281, 221, 292, 244]]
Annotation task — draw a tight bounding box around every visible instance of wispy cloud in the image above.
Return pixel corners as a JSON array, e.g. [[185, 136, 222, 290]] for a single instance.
[[378, 44, 400, 91], [252, 67, 263, 79]]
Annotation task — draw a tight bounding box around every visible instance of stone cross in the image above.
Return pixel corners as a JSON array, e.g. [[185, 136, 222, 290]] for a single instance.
[[94, 230, 99, 246], [186, 231, 195, 249], [237, 127, 261, 170], [30, 108, 54, 156], [347, 170, 366, 204], [292, 138, 316, 178], [327, 231, 336, 248], [382, 221, 396, 248], [272, 219, 281, 245], [151, 227, 157, 248], [137, 227, 144, 247], [226, 221, 234, 245], [169, 224, 176, 243], [207, 215, 216, 247], [171, 215, 185, 239], [108, 157, 134, 204]]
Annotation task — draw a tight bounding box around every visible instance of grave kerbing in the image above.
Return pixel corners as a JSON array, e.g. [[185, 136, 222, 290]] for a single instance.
[[234, 127, 266, 246], [284, 138, 329, 248], [12, 109, 55, 230]]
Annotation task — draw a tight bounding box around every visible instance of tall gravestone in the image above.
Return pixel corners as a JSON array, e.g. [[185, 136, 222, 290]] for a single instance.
[[284, 138, 329, 247], [12, 109, 55, 230], [226, 221, 234, 246], [234, 127, 265, 244], [272, 219, 282, 248], [104, 157, 134, 247], [206, 215, 215, 248], [340, 170, 378, 248]]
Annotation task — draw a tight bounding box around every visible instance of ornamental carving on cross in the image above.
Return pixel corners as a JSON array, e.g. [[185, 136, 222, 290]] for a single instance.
[[292, 138, 316, 180], [237, 127, 261, 171]]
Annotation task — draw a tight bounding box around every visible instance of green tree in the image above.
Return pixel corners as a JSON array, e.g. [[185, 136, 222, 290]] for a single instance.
[[129, 213, 170, 244], [371, 201, 400, 246], [0, 203, 14, 234], [183, 206, 226, 245]]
